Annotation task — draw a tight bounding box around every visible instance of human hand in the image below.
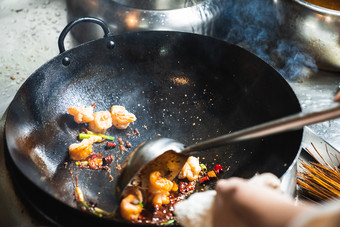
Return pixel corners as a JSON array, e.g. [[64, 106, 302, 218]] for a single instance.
[[213, 177, 309, 227]]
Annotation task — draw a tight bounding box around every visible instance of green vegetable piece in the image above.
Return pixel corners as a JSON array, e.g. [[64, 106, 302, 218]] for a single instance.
[[138, 202, 144, 208], [79, 133, 91, 140], [75, 161, 89, 166], [200, 163, 207, 173], [98, 134, 115, 141], [85, 131, 115, 141], [78, 201, 103, 218], [78, 201, 89, 209], [161, 219, 175, 225], [94, 207, 115, 217], [78, 132, 114, 141]]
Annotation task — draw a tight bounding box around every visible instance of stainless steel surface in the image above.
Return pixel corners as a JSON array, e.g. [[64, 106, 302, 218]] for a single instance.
[[280, 155, 299, 197], [275, 0, 340, 71], [113, 0, 206, 10], [301, 126, 340, 167], [2, 0, 340, 226], [290, 72, 340, 150], [117, 104, 340, 197], [66, 0, 225, 43], [282, 126, 340, 198]]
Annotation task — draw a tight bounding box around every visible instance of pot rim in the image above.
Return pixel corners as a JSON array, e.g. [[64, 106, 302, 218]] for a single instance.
[[113, 0, 208, 10], [294, 0, 340, 16]]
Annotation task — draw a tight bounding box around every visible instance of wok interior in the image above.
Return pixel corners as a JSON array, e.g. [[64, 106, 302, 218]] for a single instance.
[[5, 31, 302, 219]]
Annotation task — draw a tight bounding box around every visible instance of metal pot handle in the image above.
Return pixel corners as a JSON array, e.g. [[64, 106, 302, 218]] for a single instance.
[[58, 17, 112, 53]]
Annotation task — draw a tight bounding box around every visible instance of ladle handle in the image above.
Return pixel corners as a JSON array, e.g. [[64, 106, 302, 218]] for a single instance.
[[182, 105, 340, 154]]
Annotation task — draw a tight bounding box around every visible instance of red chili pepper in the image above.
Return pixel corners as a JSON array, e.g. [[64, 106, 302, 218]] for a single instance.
[[213, 164, 223, 174], [179, 181, 195, 194], [104, 155, 114, 165], [199, 176, 210, 184], [106, 141, 116, 148]]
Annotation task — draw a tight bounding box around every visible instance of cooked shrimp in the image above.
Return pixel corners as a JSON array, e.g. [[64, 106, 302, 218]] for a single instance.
[[178, 156, 201, 181], [68, 136, 101, 160], [88, 111, 112, 134], [67, 106, 94, 123], [149, 171, 174, 206], [110, 105, 137, 129], [120, 194, 143, 221]]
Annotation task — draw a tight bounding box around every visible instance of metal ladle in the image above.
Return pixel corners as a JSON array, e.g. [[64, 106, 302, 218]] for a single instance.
[[116, 105, 340, 196]]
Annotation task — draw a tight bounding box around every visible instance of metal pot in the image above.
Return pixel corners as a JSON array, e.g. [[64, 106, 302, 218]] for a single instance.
[[66, 0, 226, 43], [274, 0, 340, 71]]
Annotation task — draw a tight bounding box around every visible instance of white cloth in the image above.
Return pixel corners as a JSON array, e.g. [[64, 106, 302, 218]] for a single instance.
[[174, 173, 281, 227], [174, 190, 216, 227]]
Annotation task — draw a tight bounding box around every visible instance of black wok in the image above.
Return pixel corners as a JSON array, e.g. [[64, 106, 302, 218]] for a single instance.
[[5, 18, 302, 226]]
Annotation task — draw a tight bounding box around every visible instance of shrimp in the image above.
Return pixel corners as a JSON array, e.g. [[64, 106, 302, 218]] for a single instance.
[[88, 111, 112, 134], [120, 194, 143, 221], [67, 106, 94, 124], [68, 136, 101, 160], [149, 171, 174, 206], [110, 105, 137, 129], [178, 156, 201, 181]]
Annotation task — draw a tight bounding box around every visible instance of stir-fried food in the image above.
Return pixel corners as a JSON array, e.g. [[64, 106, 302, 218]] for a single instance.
[[68, 104, 136, 132], [88, 111, 112, 134], [68, 106, 94, 123], [111, 105, 137, 129], [178, 156, 201, 181], [66, 103, 224, 225], [118, 155, 221, 225], [120, 194, 144, 221], [67, 104, 136, 161], [149, 171, 175, 206], [68, 136, 102, 160]]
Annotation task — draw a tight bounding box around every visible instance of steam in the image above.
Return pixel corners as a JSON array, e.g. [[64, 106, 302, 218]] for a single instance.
[[220, 0, 317, 80]]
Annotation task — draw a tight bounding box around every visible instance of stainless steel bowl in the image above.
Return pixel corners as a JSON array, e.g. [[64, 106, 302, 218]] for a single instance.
[[275, 0, 340, 71], [66, 0, 225, 43]]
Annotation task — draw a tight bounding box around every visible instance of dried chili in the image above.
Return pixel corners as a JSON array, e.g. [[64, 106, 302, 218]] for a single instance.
[[199, 176, 210, 184], [106, 141, 116, 148], [213, 164, 223, 174]]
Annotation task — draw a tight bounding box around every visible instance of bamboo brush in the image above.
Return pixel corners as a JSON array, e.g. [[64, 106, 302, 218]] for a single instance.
[[297, 144, 340, 202]]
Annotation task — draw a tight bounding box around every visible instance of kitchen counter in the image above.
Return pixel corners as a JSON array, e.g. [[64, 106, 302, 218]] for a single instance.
[[1, 0, 340, 226], [0, 1, 68, 226]]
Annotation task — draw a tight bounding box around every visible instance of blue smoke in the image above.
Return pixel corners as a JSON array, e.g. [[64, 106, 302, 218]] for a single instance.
[[220, 0, 317, 80]]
